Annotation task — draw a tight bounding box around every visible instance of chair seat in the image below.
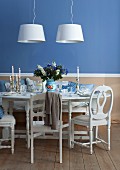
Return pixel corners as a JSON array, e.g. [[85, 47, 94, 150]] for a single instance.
[[73, 115, 89, 122], [0, 115, 15, 124], [62, 103, 87, 113], [32, 121, 59, 132], [33, 124, 52, 132], [62, 101, 88, 107], [73, 115, 107, 126]]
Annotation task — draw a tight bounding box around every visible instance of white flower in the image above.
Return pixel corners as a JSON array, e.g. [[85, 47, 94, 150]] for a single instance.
[[37, 65, 46, 76], [56, 69, 60, 75], [52, 61, 56, 67], [37, 65, 43, 69]]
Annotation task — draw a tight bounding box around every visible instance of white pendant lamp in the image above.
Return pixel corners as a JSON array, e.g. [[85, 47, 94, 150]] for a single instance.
[[56, 0, 84, 43], [18, 0, 45, 43]]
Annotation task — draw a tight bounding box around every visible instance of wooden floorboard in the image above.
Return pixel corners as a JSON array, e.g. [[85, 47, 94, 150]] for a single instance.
[[82, 147, 101, 170], [69, 146, 84, 170], [0, 124, 120, 170], [98, 124, 120, 170]]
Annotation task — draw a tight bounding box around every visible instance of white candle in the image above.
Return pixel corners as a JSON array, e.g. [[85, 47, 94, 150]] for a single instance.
[[77, 66, 80, 91], [16, 74, 18, 82], [12, 66, 14, 77], [77, 66, 79, 81], [10, 76, 12, 82], [19, 68, 21, 79]]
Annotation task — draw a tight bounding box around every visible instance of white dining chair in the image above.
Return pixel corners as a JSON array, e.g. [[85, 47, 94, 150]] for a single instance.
[[29, 92, 64, 163], [71, 85, 113, 154], [0, 112, 16, 154]]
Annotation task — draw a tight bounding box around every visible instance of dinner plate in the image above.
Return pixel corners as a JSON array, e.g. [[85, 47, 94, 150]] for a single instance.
[[3, 92, 17, 96], [78, 94, 90, 97]]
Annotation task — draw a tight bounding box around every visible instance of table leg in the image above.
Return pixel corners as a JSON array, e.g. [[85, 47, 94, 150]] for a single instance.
[[9, 101, 14, 115], [68, 100, 72, 148], [2, 99, 9, 115], [25, 101, 30, 148]]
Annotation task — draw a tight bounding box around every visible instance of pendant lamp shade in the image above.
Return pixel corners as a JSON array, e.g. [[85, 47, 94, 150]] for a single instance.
[[56, 0, 84, 43], [56, 24, 84, 43], [18, 24, 45, 43]]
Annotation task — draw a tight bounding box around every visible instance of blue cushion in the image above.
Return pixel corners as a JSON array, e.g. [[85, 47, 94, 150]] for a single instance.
[[5, 82, 10, 92], [0, 80, 7, 92], [21, 79, 26, 85], [79, 84, 95, 94], [0, 79, 26, 92], [25, 78, 37, 92], [0, 107, 4, 119], [14, 79, 25, 85]]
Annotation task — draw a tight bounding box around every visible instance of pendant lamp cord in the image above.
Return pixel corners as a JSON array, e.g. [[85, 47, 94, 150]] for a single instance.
[[33, 0, 36, 24], [71, 0, 74, 24]]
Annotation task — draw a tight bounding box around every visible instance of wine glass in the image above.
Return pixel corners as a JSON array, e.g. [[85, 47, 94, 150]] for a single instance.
[[68, 84, 73, 97]]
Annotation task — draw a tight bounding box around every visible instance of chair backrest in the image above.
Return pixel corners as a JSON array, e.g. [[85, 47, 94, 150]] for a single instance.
[[30, 92, 62, 130], [89, 85, 113, 121], [30, 93, 46, 125]]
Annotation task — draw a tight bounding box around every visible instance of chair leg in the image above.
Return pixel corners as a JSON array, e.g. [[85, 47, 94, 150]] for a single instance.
[[59, 127, 62, 163], [11, 125, 14, 154], [71, 121, 74, 148], [31, 133, 34, 163], [95, 126, 98, 139], [27, 134, 30, 149], [93, 126, 98, 143], [89, 127, 93, 154], [108, 126, 110, 150]]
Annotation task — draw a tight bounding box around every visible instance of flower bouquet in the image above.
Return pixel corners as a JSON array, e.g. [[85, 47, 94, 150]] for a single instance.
[[34, 61, 68, 82], [34, 61, 68, 91]]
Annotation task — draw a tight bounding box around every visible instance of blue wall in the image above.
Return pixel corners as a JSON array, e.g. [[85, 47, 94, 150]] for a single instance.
[[0, 0, 120, 74]]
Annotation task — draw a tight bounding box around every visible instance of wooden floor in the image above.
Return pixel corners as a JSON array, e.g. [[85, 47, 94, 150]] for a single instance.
[[0, 124, 120, 170]]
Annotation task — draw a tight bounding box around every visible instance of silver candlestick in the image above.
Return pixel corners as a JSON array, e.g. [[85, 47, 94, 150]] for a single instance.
[[75, 77, 80, 94], [10, 76, 15, 92], [18, 77, 21, 93], [75, 66, 80, 94]]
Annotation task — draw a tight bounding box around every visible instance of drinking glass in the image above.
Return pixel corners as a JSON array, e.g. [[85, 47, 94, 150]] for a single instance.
[[58, 82, 62, 93], [68, 85, 73, 96], [36, 81, 43, 92], [20, 85, 27, 94]]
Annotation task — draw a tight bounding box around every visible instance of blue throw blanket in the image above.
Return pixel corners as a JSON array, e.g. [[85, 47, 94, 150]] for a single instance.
[[0, 107, 4, 119]]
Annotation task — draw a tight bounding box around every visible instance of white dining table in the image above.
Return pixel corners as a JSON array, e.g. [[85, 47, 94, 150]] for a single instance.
[[1, 92, 93, 148]]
